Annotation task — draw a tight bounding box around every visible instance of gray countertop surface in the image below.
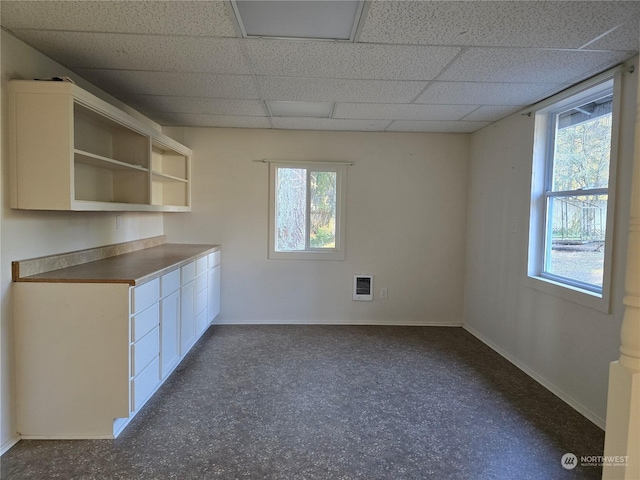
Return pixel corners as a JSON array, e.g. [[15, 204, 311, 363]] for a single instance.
[[15, 243, 220, 286]]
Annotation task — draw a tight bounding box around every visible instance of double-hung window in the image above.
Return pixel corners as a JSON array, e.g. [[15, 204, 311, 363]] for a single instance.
[[528, 73, 620, 311], [269, 162, 347, 260]]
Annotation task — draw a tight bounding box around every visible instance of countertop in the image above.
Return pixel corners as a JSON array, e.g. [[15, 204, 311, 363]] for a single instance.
[[13, 243, 220, 286]]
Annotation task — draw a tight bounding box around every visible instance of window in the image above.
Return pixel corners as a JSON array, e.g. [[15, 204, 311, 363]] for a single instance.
[[528, 74, 620, 310], [269, 162, 347, 260]]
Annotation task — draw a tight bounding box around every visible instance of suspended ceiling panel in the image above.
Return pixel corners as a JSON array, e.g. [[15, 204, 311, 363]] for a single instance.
[[2, 0, 639, 133], [333, 103, 478, 121], [256, 77, 429, 104], [359, 1, 639, 49], [74, 69, 260, 99], [1, 1, 237, 36]]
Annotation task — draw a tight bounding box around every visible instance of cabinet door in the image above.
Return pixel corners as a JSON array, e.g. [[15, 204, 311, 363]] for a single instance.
[[161, 290, 180, 378], [180, 280, 196, 355], [208, 264, 221, 323]]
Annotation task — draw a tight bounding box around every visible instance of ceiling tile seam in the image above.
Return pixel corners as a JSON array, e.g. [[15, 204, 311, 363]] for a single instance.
[[236, 40, 274, 127], [458, 106, 484, 121], [70, 66, 437, 83], [351, 0, 372, 43], [223, 0, 244, 38], [122, 96, 526, 109], [353, 40, 637, 53], [408, 47, 467, 104], [381, 120, 394, 132], [391, 120, 488, 124], [115, 94, 265, 101], [255, 76, 568, 87], [8, 28, 636, 55], [68, 66, 576, 86], [139, 111, 271, 118], [6, 27, 240, 40], [578, 23, 626, 50]]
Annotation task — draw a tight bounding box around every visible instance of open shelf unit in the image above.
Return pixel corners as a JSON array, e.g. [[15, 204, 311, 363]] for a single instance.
[[8, 80, 192, 212], [151, 140, 190, 208]]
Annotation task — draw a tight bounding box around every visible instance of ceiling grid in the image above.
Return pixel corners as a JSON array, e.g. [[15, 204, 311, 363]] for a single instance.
[[1, 0, 638, 133]]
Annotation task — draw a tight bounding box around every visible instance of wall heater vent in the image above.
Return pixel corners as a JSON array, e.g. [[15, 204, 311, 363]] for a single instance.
[[353, 274, 373, 301]]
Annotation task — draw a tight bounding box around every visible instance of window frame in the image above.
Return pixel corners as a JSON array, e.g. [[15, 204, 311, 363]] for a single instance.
[[268, 161, 347, 260], [526, 72, 622, 313]]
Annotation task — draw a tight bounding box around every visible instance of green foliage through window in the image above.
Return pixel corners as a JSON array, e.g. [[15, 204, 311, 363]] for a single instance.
[[275, 167, 337, 251]]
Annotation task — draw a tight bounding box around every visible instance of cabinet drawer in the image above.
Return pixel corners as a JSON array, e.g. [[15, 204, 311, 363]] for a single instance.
[[208, 251, 221, 268], [132, 303, 159, 342], [132, 356, 160, 412], [196, 288, 208, 315], [161, 269, 181, 297], [196, 308, 208, 336], [196, 272, 207, 293], [132, 326, 159, 377], [181, 262, 196, 285], [132, 278, 160, 314], [196, 256, 208, 276]]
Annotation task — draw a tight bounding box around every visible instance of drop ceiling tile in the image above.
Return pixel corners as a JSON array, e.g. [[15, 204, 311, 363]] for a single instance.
[[258, 77, 428, 103], [10, 30, 250, 74], [462, 105, 523, 122], [334, 103, 477, 121], [585, 20, 640, 51], [359, 1, 640, 49], [439, 48, 634, 84], [271, 118, 391, 131], [415, 81, 563, 106], [246, 40, 460, 80], [115, 95, 267, 116], [1, 1, 237, 37], [160, 114, 271, 129], [387, 120, 490, 133], [74, 69, 259, 99]]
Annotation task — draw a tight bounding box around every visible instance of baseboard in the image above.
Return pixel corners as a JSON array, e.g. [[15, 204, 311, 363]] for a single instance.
[[1, 434, 20, 455], [463, 324, 606, 430], [213, 318, 463, 327]]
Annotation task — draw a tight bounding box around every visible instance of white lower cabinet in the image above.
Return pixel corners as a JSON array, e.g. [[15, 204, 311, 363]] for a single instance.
[[13, 248, 221, 439]]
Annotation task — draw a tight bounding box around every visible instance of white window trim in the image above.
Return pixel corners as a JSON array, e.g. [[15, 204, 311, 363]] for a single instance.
[[268, 161, 347, 260], [526, 71, 622, 313]]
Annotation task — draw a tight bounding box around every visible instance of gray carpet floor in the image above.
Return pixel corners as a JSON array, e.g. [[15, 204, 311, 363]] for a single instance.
[[2, 325, 604, 479]]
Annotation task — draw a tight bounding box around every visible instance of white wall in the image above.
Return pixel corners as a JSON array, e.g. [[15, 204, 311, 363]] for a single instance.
[[0, 31, 165, 451], [163, 128, 470, 325], [463, 56, 639, 427]]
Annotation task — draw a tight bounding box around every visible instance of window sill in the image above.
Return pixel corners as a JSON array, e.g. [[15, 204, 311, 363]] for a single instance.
[[524, 275, 611, 313], [268, 250, 345, 261]]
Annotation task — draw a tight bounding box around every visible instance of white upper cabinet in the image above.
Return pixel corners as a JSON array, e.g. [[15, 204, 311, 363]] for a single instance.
[[8, 80, 192, 212]]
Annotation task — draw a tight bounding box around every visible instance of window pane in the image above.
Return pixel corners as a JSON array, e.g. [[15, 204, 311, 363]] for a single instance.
[[275, 167, 306, 251], [545, 194, 607, 287], [309, 171, 336, 248], [552, 94, 612, 191]]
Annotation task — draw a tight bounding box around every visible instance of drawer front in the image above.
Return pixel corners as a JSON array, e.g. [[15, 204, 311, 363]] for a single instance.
[[132, 303, 159, 342], [196, 272, 207, 293], [132, 326, 159, 377], [196, 288, 208, 315], [196, 308, 208, 336], [132, 278, 160, 314], [208, 251, 221, 268], [196, 256, 208, 276], [161, 269, 181, 297], [132, 356, 160, 412], [181, 261, 196, 285]]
